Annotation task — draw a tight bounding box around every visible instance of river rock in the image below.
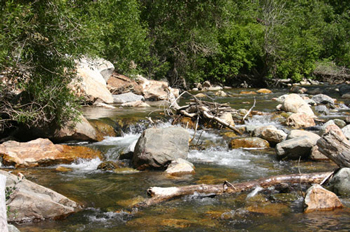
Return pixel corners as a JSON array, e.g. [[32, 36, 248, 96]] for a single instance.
[[286, 113, 315, 128], [219, 112, 235, 127], [107, 73, 142, 95], [342, 125, 350, 140], [274, 94, 315, 116], [311, 94, 335, 106], [276, 136, 316, 160], [328, 168, 350, 196], [53, 115, 98, 142], [257, 88, 272, 94], [202, 80, 211, 88], [253, 125, 287, 144], [121, 100, 150, 107], [113, 92, 145, 104], [70, 57, 114, 104], [1, 170, 81, 222], [315, 105, 329, 115], [304, 184, 343, 213], [133, 127, 190, 170], [229, 137, 270, 149], [334, 119, 346, 128], [0, 138, 101, 167], [89, 120, 117, 141], [310, 145, 328, 160], [165, 158, 195, 175], [287, 130, 321, 142], [289, 86, 307, 94], [321, 124, 347, 141], [215, 90, 227, 97], [136, 75, 179, 101]]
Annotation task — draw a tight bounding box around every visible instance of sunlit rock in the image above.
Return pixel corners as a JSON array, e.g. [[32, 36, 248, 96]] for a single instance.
[[274, 94, 315, 117], [1, 170, 81, 222], [107, 73, 142, 95], [229, 137, 270, 149], [133, 127, 190, 170], [286, 113, 315, 128], [304, 184, 343, 213], [136, 75, 179, 101], [113, 92, 145, 104], [89, 120, 117, 141], [253, 125, 287, 144], [165, 158, 195, 175], [257, 88, 272, 94], [53, 114, 98, 142], [0, 138, 101, 168], [215, 90, 227, 97], [70, 57, 114, 104]]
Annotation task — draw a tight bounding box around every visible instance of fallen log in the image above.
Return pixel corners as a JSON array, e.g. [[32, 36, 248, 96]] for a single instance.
[[317, 130, 350, 167], [135, 172, 331, 208]]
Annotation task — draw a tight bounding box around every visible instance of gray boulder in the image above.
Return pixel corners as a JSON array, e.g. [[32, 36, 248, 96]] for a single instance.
[[1, 170, 80, 223], [113, 92, 145, 104], [276, 136, 316, 159], [133, 127, 190, 170], [329, 168, 350, 197], [253, 125, 287, 144], [287, 130, 320, 142], [312, 94, 335, 106], [315, 105, 329, 115]]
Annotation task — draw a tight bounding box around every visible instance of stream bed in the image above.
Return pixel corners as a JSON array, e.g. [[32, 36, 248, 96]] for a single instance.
[[12, 87, 350, 231]]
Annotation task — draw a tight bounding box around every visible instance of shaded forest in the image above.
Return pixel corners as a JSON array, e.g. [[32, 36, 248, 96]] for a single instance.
[[0, 0, 349, 130]]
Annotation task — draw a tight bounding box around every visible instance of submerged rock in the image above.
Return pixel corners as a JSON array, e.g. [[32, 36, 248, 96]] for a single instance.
[[0, 138, 101, 167], [1, 170, 81, 222], [229, 137, 270, 149], [133, 127, 190, 170], [304, 184, 343, 213]]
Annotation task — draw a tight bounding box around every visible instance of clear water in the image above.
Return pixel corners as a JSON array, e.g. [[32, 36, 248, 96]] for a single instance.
[[12, 88, 350, 232]]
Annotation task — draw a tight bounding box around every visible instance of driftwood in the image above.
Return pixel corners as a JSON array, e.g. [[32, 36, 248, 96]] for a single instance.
[[168, 91, 242, 134], [317, 130, 350, 168], [135, 172, 331, 208]]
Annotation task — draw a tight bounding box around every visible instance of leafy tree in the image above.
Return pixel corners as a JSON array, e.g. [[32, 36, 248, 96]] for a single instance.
[[140, 0, 231, 86], [0, 0, 84, 133]]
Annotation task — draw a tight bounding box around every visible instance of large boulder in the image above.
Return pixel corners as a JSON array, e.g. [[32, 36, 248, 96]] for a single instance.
[[1, 170, 81, 222], [287, 130, 320, 141], [69, 57, 114, 104], [0, 138, 101, 168], [342, 124, 350, 140], [304, 184, 343, 213], [107, 73, 142, 95], [274, 94, 315, 117], [53, 115, 98, 142], [132, 127, 190, 170], [276, 136, 316, 160]]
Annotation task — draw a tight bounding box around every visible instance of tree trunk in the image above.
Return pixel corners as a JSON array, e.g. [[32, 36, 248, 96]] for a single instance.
[[317, 130, 350, 168], [0, 174, 8, 232], [135, 172, 331, 208]]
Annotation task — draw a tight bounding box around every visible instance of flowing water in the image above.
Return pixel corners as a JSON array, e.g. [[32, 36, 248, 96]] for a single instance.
[[12, 87, 350, 231]]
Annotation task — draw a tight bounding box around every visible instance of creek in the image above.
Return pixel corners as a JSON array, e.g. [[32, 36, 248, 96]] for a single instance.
[[13, 87, 350, 231]]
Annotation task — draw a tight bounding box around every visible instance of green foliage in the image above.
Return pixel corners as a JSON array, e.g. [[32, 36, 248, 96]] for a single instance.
[[0, 0, 83, 130]]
